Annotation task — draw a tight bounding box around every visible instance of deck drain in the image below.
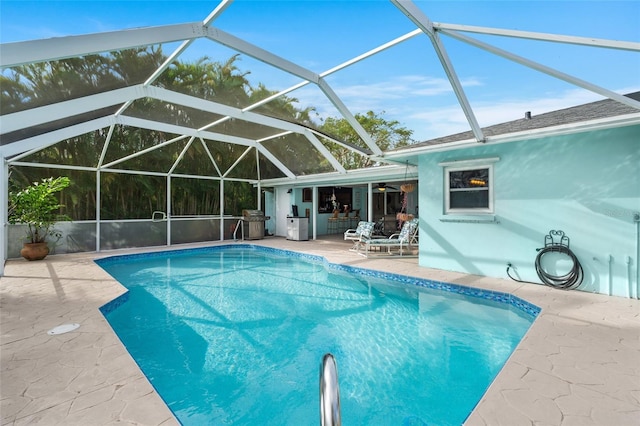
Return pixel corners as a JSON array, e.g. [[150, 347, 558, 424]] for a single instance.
[[47, 323, 80, 335]]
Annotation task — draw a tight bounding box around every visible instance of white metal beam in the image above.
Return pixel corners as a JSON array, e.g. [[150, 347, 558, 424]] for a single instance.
[[262, 163, 414, 187], [254, 144, 296, 179], [307, 129, 374, 157], [317, 78, 384, 155], [391, 0, 485, 143], [1, 23, 206, 68], [222, 146, 253, 178], [146, 86, 342, 140], [1, 84, 341, 149], [8, 161, 97, 172], [304, 131, 346, 174], [101, 132, 191, 169], [170, 137, 195, 175], [321, 29, 424, 76], [232, 28, 424, 120], [141, 1, 233, 87], [117, 113, 296, 179], [0, 86, 144, 134], [1, 156, 7, 275], [256, 129, 345, 174], [117, 115, 257, 147], [204, 26, 320, 83], [1, 85, 305, 179], [1, 116, 115, 158], [97, 124, 116, 168], [441, 29, 640, 110], [199, 138, 223, 177], [202, 0, 234, 26], [434, 22, 640, 52], [256, 131, 292, 143], [143, 40, 193, 87], [255, 145, 261, 184], [367, 182, 373, 222], [234, 28, 423, 126]]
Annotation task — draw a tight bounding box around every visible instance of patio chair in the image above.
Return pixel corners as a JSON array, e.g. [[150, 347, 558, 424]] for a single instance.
[[358, 218, 419, 257], [344, 221, 374, 250]]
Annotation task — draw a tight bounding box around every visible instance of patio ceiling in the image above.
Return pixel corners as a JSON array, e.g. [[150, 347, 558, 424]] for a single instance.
[[1, 0, 639, 187]]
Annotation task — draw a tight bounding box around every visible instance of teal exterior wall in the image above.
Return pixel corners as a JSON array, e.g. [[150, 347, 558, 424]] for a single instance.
[[286, 187, 369, 236], [418, 125, 640, 298]]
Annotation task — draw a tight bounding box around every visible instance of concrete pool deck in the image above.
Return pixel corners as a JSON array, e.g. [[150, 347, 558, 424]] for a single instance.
[[1, 237, 639, 425]]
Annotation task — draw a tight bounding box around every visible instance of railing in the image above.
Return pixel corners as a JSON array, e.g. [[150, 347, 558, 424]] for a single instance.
[[6, 215, 243, 258], [232, 218, 244, 241], [320, 353, 341, 426]]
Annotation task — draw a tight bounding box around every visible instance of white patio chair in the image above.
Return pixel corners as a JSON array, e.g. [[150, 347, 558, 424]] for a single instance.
[[359, 218, 419, 258], [344, 221, 373, 251]]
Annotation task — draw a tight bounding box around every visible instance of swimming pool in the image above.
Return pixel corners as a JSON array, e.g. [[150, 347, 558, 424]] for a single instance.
[[97, 245, 539, 425]]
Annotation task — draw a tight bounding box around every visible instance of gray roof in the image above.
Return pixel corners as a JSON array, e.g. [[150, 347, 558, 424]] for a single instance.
[[401, 91, 640, 150]]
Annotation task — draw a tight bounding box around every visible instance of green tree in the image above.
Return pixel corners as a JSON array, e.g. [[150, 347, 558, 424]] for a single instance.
[[320, 110, 415, 169], [5, 49, 417, 223]]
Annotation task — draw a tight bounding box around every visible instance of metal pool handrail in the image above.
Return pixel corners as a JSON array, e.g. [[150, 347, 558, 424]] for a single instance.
[[320, 353, 341, 426], [232, 218, 244, 241]]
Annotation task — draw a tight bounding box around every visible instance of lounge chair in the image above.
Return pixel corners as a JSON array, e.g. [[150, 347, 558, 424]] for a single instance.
[[358, 218, 419, 257], [344, 221, 374, 250]]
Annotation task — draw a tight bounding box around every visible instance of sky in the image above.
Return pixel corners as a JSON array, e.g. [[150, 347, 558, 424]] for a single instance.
[[1, 0, 639, 142]]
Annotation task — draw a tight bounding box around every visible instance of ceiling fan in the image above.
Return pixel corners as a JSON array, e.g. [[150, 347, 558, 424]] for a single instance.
[[377, 183, 397, 191]]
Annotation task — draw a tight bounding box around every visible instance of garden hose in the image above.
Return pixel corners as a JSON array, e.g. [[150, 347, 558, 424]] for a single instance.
[[507, 245, 584, 290]]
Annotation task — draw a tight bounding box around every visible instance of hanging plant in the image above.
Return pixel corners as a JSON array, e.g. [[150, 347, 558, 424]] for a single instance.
[[400, 183, 415, 193], [396, 189, 413, 226], [396, 212, 414, 222]]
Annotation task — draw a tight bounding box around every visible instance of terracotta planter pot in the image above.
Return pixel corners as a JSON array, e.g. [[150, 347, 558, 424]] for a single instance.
[[396, 213, 414, 222], [20, 242, 50, 261]]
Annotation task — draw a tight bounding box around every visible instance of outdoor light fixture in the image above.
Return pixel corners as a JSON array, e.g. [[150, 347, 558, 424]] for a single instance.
[[377, 183, 396, 191]]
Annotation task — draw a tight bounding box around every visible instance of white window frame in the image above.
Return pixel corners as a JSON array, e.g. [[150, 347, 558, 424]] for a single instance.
[[439, 157, 499, 215]]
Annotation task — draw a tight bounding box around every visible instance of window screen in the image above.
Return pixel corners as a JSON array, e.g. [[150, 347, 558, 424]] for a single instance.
[[445, 165, 493, 213]]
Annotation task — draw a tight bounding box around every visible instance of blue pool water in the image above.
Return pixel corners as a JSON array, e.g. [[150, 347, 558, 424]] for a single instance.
[[97, 245, 538, 426]]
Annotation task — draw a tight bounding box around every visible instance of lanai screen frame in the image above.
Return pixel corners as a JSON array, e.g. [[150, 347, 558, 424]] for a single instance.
[[1, 0, 639, 275]]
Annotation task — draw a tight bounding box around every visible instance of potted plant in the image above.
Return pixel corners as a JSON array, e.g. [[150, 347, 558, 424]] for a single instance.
[[8, 176, 71, 261]]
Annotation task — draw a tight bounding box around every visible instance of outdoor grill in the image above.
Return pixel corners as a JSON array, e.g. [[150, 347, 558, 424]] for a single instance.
[[241, 209, 270, 240]]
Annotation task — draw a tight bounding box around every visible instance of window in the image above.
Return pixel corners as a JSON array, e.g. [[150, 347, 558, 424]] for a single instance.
[[440, 158, 498, 214], [317, 187, 352, 214], [302, 188, 312, 202]]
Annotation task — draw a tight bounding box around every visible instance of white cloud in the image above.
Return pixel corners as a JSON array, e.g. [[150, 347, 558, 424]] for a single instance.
[[404, 86, 640, 141], [281, 73, 639, 143], [291, 74, 484, 122]]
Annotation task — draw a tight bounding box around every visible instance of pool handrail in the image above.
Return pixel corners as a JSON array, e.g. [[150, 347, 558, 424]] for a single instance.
[[232, 218, 244, 241], [320, 353, 341, 426]]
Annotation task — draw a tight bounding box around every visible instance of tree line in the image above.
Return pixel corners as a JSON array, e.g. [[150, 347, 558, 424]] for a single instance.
[[2, 46, 414, 220]]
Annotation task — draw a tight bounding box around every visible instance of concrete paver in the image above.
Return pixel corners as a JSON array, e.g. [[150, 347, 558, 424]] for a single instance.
[[1, 237, 639, 425]]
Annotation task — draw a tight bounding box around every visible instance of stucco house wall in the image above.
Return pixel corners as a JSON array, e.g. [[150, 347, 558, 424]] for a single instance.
[[418, 124, 639, 298]]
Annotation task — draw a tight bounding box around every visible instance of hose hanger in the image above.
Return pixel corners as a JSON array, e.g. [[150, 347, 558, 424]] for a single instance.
[[508, 230, 584, 290], [535, 230, 583, 290], [543, 229, 570, 250]]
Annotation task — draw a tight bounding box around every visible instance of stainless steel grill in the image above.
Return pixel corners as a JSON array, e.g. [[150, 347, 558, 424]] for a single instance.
[[241, 209, 270, 240]]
